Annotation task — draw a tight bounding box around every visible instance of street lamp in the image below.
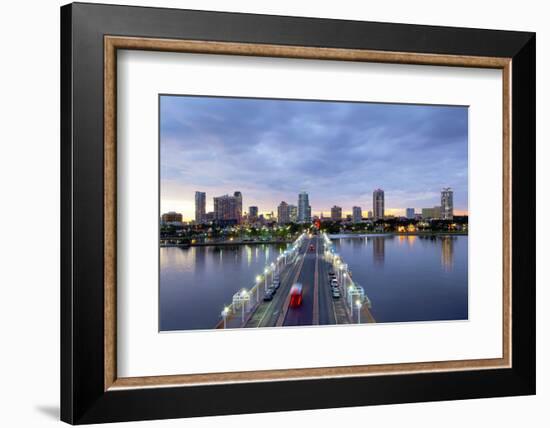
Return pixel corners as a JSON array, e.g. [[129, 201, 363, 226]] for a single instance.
[[255, 275, 262, 301], [356, 300, 362, 324], [240, 290, 249, 322], [221, 306, 230, 329], [264, 267, 269, 291]]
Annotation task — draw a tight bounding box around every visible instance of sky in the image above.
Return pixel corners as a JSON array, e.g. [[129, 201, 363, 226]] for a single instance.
[[160, 95, 468, 220]]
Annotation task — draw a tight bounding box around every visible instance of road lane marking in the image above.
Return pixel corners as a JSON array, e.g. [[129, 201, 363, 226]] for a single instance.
[[312, 237, 320, 325], [276, 239, 310, 326]]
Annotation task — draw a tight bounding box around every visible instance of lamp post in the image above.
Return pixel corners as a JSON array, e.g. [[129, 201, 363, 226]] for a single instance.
[[356, 300, 362, 324], [240, 290, 248, 322], [221, 306, 229, 329], [264, 267, 269, 291], [255, 275, 262, 301]]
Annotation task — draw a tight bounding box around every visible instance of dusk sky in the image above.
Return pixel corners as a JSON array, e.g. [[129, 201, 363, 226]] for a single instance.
[[160, 95, 468, 220]]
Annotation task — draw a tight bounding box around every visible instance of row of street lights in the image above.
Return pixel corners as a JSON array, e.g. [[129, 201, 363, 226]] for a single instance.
[[322, 232, 367, 324], [220, 233, 307, 328]]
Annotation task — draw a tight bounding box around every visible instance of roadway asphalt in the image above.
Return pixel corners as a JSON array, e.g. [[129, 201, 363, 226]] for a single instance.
[[245, 238, 310, 328], [244, 234, 364, 328], [283, 237, 317, 326]]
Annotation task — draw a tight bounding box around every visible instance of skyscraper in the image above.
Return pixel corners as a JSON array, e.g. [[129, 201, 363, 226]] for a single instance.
[[331, 205, 342, 221], [441, 188, 454, 220], [406, 208, 415, 219], [248, 206, 258, 221], [213, 194, 238, 223], [277, 201, 290, 224], [288, 205, 298, 223], [195, 191, 206, 223], [298, 191, 311, 223], [373, 189, 385, 220], [233, 191, 243, 224], [352, 206, 362, 223]]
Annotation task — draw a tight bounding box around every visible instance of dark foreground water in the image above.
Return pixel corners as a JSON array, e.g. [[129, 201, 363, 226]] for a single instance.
[[332, 235, 468, 323], [160, 244, 288, 331], [160, 235, 468, 331]]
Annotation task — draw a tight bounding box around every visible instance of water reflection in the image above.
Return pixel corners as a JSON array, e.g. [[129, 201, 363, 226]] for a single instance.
[[334, 235, 467, 323], [440, 236, 455, 272], [372, 236, 385, 266]]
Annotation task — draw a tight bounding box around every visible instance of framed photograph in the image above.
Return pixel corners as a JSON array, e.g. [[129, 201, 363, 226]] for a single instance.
[[61, 2, 535, 424]]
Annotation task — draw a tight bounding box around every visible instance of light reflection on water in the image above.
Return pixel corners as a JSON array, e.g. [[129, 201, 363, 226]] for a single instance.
[[160, 244, 287, 331], [159, 235, 467, 331], [332, 235, 467, 323]]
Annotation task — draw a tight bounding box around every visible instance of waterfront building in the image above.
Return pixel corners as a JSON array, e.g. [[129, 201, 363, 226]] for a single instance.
[[331, 205, 342, 221], [234, 191, 243, 224], [161, 211, 183, 224], [195, 191, 206, 223], [373, 188, 385, 220], [213, 194, 239, 223], [406, 208, 415, 219], [421, 206, 441, 219], [441, 187, 454, 220], [204, 211, 215, 223], [352, 206, 362, 223], [248, 206, 258, 221], [298, 191, 311, 222], [277, 201, 290, 224], [288, 204, 298, 222]]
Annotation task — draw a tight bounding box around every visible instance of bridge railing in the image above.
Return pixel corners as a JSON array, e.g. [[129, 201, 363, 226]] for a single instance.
[[216, 232, 307, 329], [321, 232, 373, 322]]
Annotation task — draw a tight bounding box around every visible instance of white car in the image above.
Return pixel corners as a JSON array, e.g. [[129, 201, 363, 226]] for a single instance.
[[332, 288, 341, 298]]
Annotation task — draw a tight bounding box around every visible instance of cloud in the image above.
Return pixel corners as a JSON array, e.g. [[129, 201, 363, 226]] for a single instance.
[[160, 96, 468, 219]]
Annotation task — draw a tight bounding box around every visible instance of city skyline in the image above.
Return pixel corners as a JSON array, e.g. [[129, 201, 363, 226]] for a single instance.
[[161, 95, 468, 220]]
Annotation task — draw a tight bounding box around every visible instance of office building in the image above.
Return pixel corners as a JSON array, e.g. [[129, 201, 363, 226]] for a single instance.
[[352, 206, 362, 223], [441, 187, 454, 220], [406, 208, 415, 219], [234, 191, 243, 223], [298, 191, 311, 222], [248, 206, 258, 221], [277, 201, 290, 224], [331, 205, 342, 221], [213, 194, 239, 223], [421, 206, 441, 219], [373, 188, 385, 220], [195, 191, 206, 223], [161, 211, 183, 224], [288, 205, 298, 222]]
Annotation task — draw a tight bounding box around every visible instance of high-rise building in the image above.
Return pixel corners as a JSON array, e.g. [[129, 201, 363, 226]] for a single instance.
[[161, 211, 183, 224], [288, 205, 298, 222], [441, 188, 454, 220], [367, 210, 373, 219], [213, 194, 239, 223], [233, 191, 243, 224], [352, 206, 362, 223], [331, 205, 342, 221], [373, 189, 385, 220], [277, 201, 290, 224], [248, 206, 258, 221], [406, 208, 415, 219], [195, 191, 206, 223], [298, 191, 311, 222]]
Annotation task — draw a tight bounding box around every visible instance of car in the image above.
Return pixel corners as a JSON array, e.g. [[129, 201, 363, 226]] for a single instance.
[[332, 288, 341, 298], [331, 278, 338, 286], [263, 293, 273, 301], [289, 283, 303, 307], [267, 285, 277, 293], [328, 272, 336, 277], [308, 244, 315, 252], [272, 281, 280, 289]]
